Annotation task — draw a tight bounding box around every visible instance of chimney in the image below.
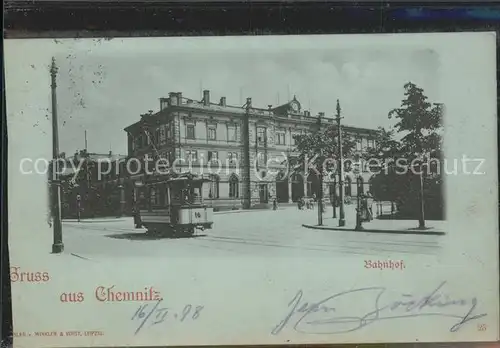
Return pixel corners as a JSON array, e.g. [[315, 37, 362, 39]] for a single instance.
[[220, 97, 226, 106], [203, 90, 210, 106], [160, 97, 169, 110], [318, 112, 325, 117], [169, 92, 178, 106], [177, 92, 183, 105]]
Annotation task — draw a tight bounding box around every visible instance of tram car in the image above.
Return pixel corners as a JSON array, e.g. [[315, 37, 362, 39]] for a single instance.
[[136, 173, 213, 237]]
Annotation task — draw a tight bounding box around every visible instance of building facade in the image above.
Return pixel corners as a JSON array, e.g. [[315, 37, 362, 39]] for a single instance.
[[124, 90, 379, 211]]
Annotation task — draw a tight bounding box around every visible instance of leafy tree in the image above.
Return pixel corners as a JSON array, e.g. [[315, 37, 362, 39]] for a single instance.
[[288, 100, 356, 225], [373, 82, 444, 225], [388, 82, 443, 161]]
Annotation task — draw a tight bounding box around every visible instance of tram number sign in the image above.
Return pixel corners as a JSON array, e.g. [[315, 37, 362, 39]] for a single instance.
[[194, 212, 202, 218]]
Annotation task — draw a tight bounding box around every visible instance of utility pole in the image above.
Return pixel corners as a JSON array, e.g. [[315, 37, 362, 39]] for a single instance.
[[418, 158, 426, 229], [242, 97, 252, 209], [334, 99, 346, 227], [50, 57, 64, 253]]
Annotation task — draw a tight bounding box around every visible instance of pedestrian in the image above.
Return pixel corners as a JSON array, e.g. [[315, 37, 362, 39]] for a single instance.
[[366, 192, 374, 221], [273, 197, 278, 211], [360, 194, 371, 222], [133, 202, 142, 228], [297, 198, 302, 210]]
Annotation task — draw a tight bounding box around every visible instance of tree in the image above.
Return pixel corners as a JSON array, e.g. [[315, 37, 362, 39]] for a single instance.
[[386, 82, 444, 227], [388, 82, 443, 161], [289, 115, 356, 225]]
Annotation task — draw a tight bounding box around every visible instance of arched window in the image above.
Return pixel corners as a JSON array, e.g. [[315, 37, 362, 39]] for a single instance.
[[229, 174, 239, 198], [209, 174, 220, 199]]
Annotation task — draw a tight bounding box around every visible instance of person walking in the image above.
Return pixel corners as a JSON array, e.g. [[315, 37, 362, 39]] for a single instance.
[[133, 201, 142, 228], [273, 197, 278, 211], [366, 192, 374, 221]]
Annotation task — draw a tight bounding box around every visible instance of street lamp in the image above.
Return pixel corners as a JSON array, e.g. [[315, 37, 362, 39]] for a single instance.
[[330, 176, 337, 219], [334, 99, 346, 226], [355, 176, 364, 230], [417, 158, 427, 229], [50, 57, 64, 254], [76, 194, 81, 222], [118, 184, 125, 217]]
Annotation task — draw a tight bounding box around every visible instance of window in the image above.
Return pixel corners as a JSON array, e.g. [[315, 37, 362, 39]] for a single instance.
[[257, 152, 266, 165], [155, 128, 161, 145], [361, 138, 366, 149], [131, 136, 136, 151], [227, 152, 238, 163], [186, 124, 195, 139], [208, 151, 218, 161], [159, 126, 166, 145], [208, 127, 217, 140], [257, 127, 266, 143], [356, 138, 362, 151], [185, 150, 198, 162], [292, 133, 299, 145], [229, 174, 239, 198], [228, 126, 238, 141], [277, 132, 286, 145], [150, 187, 158, 205]]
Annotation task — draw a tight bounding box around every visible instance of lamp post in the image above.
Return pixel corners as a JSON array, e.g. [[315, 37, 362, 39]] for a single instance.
[[331, 177, 337, 219], [50, 57, 64, 253], [417, 157, 426, 229], [242, 98, 252, 209], [334, 99, 346, 226], [76, 194, 81, 222], [118, 184, 125, 217]]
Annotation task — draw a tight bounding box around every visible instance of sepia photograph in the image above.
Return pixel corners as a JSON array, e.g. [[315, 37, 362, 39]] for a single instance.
[[5, 33, 499, 347]]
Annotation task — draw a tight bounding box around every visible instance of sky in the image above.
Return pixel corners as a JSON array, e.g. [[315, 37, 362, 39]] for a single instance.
[[54, 37, 441, 156]]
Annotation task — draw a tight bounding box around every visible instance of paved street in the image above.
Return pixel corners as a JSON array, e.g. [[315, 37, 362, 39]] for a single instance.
[[61, 206, 444, 260]]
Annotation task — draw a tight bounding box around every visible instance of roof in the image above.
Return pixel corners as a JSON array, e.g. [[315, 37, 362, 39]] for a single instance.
[[60, 152, 127, 177], [124, 92, 379, 135]]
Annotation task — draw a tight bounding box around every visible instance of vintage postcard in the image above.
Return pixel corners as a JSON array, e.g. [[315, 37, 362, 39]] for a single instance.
[[4, 32, 499, 347]]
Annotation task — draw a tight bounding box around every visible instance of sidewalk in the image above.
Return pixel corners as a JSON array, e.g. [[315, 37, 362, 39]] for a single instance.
[[302, 216, 446, 235]]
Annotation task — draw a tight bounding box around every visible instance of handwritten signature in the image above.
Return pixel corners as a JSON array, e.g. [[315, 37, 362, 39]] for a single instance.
[[131, 299, 204, 335], [271, 281, 487, 335]]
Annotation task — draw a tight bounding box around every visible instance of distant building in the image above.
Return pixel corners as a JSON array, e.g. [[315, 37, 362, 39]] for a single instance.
[[59, 150, 128, 218], [123, 90, 379, 211]]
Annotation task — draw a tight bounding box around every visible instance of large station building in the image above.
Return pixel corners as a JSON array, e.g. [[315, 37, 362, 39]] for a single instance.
[[123, 90, 379, 211]]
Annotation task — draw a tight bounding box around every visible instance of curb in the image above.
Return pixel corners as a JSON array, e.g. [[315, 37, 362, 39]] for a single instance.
[[301, 224, 446, 236], [214, 208, 290, 215], [63, 218, 128, 223]]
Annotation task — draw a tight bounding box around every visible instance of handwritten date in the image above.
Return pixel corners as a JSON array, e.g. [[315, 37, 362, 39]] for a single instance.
[[132, 299, 204, 335]]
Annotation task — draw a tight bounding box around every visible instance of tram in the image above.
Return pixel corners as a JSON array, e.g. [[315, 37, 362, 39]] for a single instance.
[[136, 173, 214, 237]]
